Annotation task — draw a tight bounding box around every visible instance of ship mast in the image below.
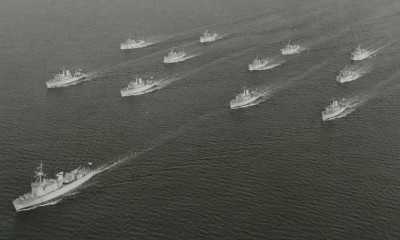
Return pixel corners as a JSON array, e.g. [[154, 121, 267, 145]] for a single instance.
[[34, 161, 46, 184]]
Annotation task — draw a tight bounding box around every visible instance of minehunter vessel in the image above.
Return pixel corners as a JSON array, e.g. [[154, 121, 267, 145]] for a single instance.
[[322, 99, 348, 121], [120, 35, 147, 50], [163, 48, 186, 63], [350, 45, 370, 61], [120, 76, 158, 97], [200, 29, 218, 43], [336, 65, 362, 83], [248, 56, 270, 71], [46, 69, 86, 88], [280, 40, 302, 55], [230, 87, 262, 109], [13, 162, 95, 211]]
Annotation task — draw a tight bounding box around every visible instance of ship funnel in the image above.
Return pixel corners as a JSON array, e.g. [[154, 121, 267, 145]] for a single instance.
[[57, 172, 64, 181]]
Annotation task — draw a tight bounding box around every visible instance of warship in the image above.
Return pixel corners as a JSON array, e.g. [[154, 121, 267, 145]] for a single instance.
[[351, 45, 370, 61], [13, 162, 95, 211], [322, 99, 348, 121], [163, 48, 186, 63], [280, 40, 302, 55], [46, 68, 86, 88], [336, 65, 362, 83], [120, 35, 147, 50], [248, 56, 270, 71], [230, 87, 262, 109], [200, 29, 218, 43], [120, 76, 158, 97]]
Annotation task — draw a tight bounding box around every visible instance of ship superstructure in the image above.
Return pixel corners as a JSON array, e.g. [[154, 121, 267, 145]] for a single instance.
[[120, 35, 147, 50], [163, 48, 186, 63], [350, 45, 370, 61], [322, 99, 348, 121], [200, 30, 218, 43], [280, 40, 302, 55], [230, 87, 262, 109], [120, 76, 158, 97], [13, 162, 95, 211], [248, 56, 270, 71], [46, 69, 86, 88], [336, 65, 363, 83]]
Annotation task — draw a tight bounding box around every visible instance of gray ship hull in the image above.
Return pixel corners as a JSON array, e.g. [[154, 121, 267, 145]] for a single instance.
[[13, 170, 96, 211]]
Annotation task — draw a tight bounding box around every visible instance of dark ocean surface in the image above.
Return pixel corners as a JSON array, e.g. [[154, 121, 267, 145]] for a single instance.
[[1, 0, 400, 239]]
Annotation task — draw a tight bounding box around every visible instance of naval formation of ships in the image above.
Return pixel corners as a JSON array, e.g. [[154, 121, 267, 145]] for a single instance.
[[18, 24, 384, 211]]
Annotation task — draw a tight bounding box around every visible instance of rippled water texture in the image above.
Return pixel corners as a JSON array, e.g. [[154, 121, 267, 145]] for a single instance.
[[1, 0, 400, 239]]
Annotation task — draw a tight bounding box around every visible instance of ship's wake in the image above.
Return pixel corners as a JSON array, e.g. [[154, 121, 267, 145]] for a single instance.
[[94, 151, 150, 174], [260, 58, 285, 70], [82, 71, 100, 82], [355, 41, 397, 60], [367, 41, 396, 55], [156, 75, 186, 89]]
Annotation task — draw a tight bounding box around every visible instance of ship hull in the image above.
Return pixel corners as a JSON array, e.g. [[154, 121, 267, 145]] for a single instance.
[[351, 54, 369, 61], [120, 42, 148, 50], [337, 74, 362, 83], [200, 36, 218, 43], [249, 64, 269, 71], [13, 171, 96, 211], [121, 83, 158, 97], [280, 49, 301, 55], [163, 56, 187, 63], [230, 95, 262, 109], [46, 75, 86, 88], [322, 107, 347, 121]]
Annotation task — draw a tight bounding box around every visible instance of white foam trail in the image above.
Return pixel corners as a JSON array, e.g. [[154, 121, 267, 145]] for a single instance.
[[157, 75, 185, 89], [94, 148, 154, 175], [362, 40, 397, 58], [258, 63, 282, 70]]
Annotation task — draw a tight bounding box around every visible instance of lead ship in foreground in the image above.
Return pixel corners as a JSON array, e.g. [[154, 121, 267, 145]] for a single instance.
[[13, 162, 95, 211], [336, 65, 362, 83], [163, 48, 186, 63], [322, 99, 348, 121], [46, 69, 86, 88], [350, 45, 370, 61], [248, 56, 270, 71], [230, 87, 262, 109], [120, 76, 158, 97], [120, 35, 148, 50], [200, 30, 218, 43]]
